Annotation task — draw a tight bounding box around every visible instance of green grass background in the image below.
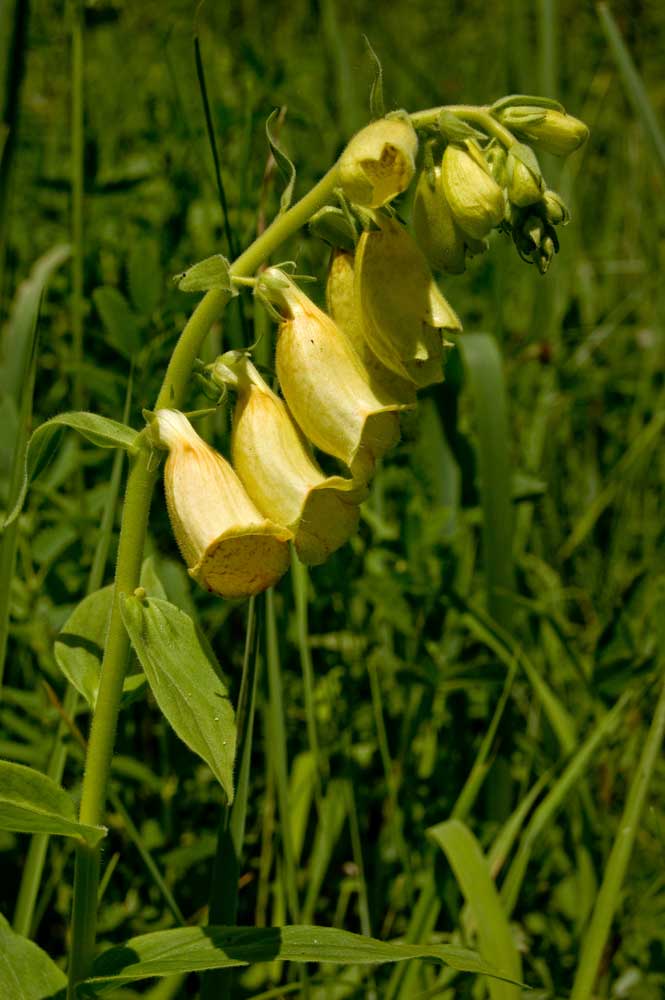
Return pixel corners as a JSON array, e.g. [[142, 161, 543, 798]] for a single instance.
[[2, 1, 665, 997]]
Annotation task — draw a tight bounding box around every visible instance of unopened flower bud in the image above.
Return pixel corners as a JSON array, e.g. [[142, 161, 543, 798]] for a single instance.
[[412, 165, 467, 275], [506, 146, 544, 207], [212, 354, 366, 566], [512, 210, 560, 273], [541, 189, 570, 226], [262, 270, 409, 482], [499, 107, 589, 157], [326, 250, 417, 405], [355, 217, 461, 388], [441, 141, 505, 239], [152, 410, 290, 598], [338, 116, 418, 208]]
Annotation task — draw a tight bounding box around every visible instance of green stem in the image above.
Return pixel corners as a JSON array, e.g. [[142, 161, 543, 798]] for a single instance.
[[570, 676, 665, 999], [66, 162, 340, 996], [410, 104, 517, 147], [71, 0, 84, 414]]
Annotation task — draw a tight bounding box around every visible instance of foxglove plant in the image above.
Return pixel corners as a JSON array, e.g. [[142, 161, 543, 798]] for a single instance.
[[1, 90, 588, 997]]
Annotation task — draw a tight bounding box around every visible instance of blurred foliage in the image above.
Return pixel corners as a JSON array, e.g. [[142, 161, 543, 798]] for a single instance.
[[2, 1, 665, 997]]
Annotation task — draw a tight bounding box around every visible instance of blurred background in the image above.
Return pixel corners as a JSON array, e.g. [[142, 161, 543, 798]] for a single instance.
[[2, 1, 665, 997]]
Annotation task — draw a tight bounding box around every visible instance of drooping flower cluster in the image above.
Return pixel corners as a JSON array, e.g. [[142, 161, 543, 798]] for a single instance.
[[154, 100, 587, 599]]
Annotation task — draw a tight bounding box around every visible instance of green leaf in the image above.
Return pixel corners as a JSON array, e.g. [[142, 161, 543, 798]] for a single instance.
[[3, 412, 140, 528], [0, 911, 67, 1000], [266, 109, 296, 213], [458, 334, 514, 629], [92, 286, 142, 359], [128, 239, 163, 316], [119, 596, 236, 802], [363, 35, 384, 119], [490, 93, 564, 114], [0, 244, 70, 404], [82, 924, 518, 993], [174, 254, 235, 293], [54, 585, 146, 710], [0, 760, 106, 846], [428, 820, 521, 1000], [438, 110, 487, 144]]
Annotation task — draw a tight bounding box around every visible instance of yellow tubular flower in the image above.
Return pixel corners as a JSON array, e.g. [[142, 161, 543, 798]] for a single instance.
[[326, 250, 417, 405], [338, 116, 418, 208], [354, 217, 462, 388], [152, 409, 291, 598], [212, 354, 366, 566], [503, 108, 589, 157], [441, 141, 506, 239], [265, 269, 409, 482]]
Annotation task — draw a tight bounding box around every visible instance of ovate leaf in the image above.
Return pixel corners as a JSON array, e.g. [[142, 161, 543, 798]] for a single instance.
[[82, 924, 518, 993], [175, 254, 234, 293], [3, 411, 139, 527], [120, 596, 236, 802], [428, 819, 522, 1000], [92, 286, 142, 359], [54, 585, 146, 710], [0, 760, 106, 846], [266, 109, 296, 213], [0, 912, 67, 1000]]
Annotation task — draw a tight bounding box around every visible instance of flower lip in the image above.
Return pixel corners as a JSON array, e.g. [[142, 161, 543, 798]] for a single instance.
[[338, 116, 418, 208]]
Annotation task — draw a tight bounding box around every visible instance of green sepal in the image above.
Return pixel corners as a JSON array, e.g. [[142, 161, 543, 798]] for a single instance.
[[363, 35, 384, 118], [308, 206, 357, 251], [509, 141, 543, 183], [490, 93, 565, 114], [438, 110, 487, 144], [174, 254, 236, 294], [266, 108, 296, 213]]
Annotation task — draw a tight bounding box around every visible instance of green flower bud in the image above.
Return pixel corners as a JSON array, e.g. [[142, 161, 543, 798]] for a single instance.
[[499, 107, 589, 157], [412, 165, 467, 274], [541, 189, 570, 226], [151, 410, 291, 598], [355, 217, 461, 389], [506, 147, 544, 207], [441, 141, 505, 239], [512, 210, 559, 273], [338, 116, 418, 208]]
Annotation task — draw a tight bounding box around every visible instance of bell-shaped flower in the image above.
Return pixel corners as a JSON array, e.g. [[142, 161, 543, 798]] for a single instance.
[[152, 409, 291, 598], [354, 217, 462, 388], [261, 269, 408, 482], [326, 250, 417, 404], [441, 140, 506, 239], [211, 353, 366, 566], [338, 115, 418, 208]]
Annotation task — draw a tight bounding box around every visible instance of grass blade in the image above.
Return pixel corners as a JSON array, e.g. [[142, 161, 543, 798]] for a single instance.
[[428, 819, 521, 1000], [570, 677, 665, 997], [458, 333, 515, 628], [597, 1, 665, 178]]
